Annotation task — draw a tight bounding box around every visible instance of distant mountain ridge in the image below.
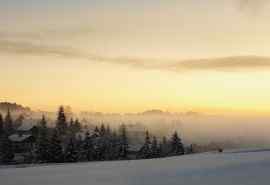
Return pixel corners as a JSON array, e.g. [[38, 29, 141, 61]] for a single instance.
[[141, 109, 168, 115]]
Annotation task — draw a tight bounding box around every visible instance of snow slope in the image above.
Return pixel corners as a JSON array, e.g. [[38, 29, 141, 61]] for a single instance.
[[1, 149, 270, 185]]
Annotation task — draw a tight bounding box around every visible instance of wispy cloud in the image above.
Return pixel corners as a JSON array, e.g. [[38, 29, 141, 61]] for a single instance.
[[0, 26, 94, 40], [168, 56, 270, 72], [1, 39, 270, 72], [237, 0, 269, 15], [0, 39, 157, 68]]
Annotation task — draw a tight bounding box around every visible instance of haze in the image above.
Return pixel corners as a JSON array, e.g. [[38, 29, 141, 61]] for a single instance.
[[1, 0, 270, 115]]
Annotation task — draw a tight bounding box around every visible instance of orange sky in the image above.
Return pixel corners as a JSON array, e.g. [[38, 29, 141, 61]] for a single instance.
[[1, 1, 270, 114]]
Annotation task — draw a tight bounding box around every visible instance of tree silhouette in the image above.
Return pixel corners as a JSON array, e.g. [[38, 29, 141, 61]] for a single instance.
[[119, 124, 128, 159], [0, 113, 3, 136], [138, 131, 152, 159], [48, 130, 63, 163], [65, 138, 79, 162], [151, 136, 159, 158], [36, 115, 50, 163], [1, 133, 14, 163], [74, 119, 81, 133], [4, 109, 13, 134], [56, 106, 67, 135], [100, 124, 106, 136], [82, 131, 94, 161], [170, 131, 184, 156]]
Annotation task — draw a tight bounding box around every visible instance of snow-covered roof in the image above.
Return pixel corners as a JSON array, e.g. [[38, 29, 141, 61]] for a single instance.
[[129, 144, 142, 151], [17, 123, 35, 131], [8, 134, 32, 142], [75, 130, 94, 140]]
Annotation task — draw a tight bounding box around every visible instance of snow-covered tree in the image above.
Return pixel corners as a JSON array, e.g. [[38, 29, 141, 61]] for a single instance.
[[137, 131, 152, 159], [100, 124, 106, 136], [65, 138, 79, 162], [170, 131, 184, 156], [151, 136, 160, 158], [0, 113, 3, 136], [69, 118, 75, 135], [1, 133, 14, 163], [118, 124, 128, 159], [48, 130, 63, 163], [106, 125, 111, 136], [82, 132, 94, 161], [74, 119, 81, 133], [160, 136, 170, 157], [36, 115, 50, 163], [4, 109, 14, 134], [108, 131, 120, 160], [56, 106, 67, 135]]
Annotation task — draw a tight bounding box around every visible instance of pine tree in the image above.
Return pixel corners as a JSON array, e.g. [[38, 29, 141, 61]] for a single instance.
[[4, 109, 14, 134], [106, 125, 111, 136], [102, 125, 114, 160], [14, 114, 24, 128], [56, 106, 67, 135], [80, 132, 93, 161], [138, 130, 152, 159], [93, 126, 100, 137], [64, 138, 78, 162], [100, 124, 106, 136], [0, 113, 3, 136], [75, 135, 84, 161], [1, 133, 14, 163], [36, 115, 50, 163], [40, 115, 47, 128], [118, 124, 128, 159], [109, 131, 120, 160], [69, 118, 74, 129], [160, 136, 169, 157], [0, 115, 4, 160], [158, 142, 163, 157], [74, 119, 81, 133], [170, 131, 184, 156], [151, 136, 159, 158], [94, 124, 110, 161], [90, 126, 100, 160], [97, 136, 107, 161], [68, 118, 75, 136], [48, 130, 63, 163]]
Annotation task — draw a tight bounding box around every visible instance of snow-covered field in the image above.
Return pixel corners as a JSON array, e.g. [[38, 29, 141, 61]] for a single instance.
[[1, 149, 270, 185]]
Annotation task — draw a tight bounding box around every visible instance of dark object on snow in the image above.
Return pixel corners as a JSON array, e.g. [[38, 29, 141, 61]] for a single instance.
[[218, 148, 223, 153]]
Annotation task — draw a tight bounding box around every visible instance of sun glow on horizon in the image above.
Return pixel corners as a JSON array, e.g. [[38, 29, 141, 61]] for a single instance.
[[2, 1, 270, 115]]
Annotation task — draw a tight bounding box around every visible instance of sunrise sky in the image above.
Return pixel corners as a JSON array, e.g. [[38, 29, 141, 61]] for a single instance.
[[1, 0, 270, 113]]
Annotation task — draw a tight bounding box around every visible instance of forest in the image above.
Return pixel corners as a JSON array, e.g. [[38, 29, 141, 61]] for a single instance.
[[0, 106, 186, 164]]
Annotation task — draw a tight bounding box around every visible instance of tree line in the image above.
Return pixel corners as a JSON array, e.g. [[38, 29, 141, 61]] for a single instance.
[[0, 106, 185, 164]]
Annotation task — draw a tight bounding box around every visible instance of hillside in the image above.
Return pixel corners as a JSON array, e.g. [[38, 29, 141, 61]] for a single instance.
[[1, 149, 270, 185]]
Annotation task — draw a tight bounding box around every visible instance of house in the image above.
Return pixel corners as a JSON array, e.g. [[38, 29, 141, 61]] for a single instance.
[[8, 123, 37, 154]]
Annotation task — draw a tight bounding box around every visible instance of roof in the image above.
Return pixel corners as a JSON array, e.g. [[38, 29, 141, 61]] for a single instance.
[[8, 134, 32, 142], [17, 123, 35, 131], [75, 129, 94, 140], [129, 144, 142, 151]]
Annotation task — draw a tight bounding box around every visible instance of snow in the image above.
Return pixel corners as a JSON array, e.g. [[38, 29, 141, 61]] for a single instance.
[[1, 149, 270, 185], [17, 123, 35, 131], [8, 134, 32, 142]]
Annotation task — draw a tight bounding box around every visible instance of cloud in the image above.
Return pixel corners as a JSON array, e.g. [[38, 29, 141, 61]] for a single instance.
[[237, 0, 269, 15], [0, 39, 156, 68], [0, 26, 94, 40], [0, 39, 86, 58], [168, 56, 270, 72], [1, 39, 270, 72]]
